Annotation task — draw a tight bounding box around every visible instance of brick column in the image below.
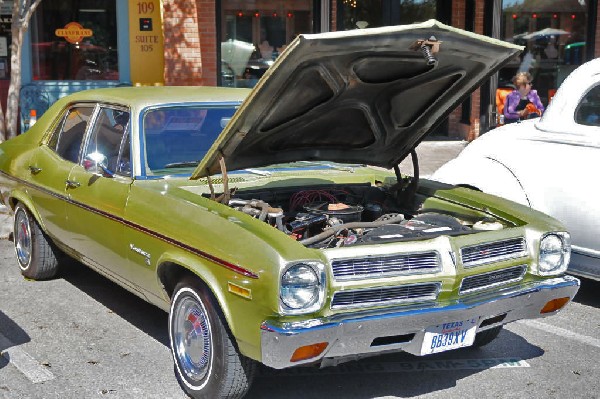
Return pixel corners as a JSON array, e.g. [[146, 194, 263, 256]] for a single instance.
[[449, 0, 485, 140], [448, 0, 467, 139], [162, 0, 204, 86], [331, 0, 337, 31], [197, 0, 218, 86]]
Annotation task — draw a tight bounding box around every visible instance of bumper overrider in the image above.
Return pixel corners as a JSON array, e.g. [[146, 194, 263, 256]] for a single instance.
[[260, 275, 579, 369]]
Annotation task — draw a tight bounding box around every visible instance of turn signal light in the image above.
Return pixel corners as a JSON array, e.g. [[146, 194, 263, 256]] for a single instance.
[[290, 342, 328, 362], [540, 297, 570, 314]]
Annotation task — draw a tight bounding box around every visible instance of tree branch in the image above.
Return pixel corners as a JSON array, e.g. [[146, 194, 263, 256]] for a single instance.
[[21, 0, 43, 30]]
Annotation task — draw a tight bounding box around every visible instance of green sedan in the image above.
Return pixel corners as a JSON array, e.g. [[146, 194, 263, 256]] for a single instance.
[[0, 20, 579, 399]]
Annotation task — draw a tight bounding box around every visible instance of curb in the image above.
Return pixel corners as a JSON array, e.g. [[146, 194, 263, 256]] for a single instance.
[[0, 204, 11, 240]]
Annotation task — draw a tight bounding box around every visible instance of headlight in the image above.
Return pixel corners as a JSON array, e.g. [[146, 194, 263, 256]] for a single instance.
[[538, 232, 571, 275], [280, 262, 325, 314]]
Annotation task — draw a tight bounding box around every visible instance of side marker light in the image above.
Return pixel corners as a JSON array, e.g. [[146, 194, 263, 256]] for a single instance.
[[290, 342, 328, 362], [540, 297, 570, 314]]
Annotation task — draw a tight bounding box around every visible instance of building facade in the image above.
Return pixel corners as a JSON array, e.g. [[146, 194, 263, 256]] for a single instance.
[[6, 0, 600, 137]]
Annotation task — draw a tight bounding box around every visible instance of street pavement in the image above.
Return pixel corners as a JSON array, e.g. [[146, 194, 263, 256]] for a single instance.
[[2, 138, 600, 398], [0, 237, 598, 398], [0, 138, 468, 239]]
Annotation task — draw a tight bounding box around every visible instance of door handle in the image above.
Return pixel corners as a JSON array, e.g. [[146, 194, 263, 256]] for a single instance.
[[65, 180, 80, 188], [28, 166, 42, 174]]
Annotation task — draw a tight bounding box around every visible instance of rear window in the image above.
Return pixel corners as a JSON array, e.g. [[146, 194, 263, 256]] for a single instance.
[[575, 84, 600, 126]]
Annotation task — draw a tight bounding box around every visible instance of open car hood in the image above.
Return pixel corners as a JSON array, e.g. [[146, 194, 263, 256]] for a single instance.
[[191, 20, 521, 179]]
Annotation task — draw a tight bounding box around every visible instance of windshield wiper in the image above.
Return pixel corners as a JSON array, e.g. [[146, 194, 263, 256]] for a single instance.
[[243, 168, 272, 176], [164, 161, 199, 168], [297, 161, 356, 173]]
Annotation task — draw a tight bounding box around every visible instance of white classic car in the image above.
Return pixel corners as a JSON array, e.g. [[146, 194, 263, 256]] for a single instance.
[[433, 58, 600, 281]]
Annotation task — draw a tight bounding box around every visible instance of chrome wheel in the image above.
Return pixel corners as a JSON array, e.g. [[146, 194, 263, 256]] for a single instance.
[[14, 208, 32, 269], [169, 280, 256, 398], [172, 289, 213, 384]]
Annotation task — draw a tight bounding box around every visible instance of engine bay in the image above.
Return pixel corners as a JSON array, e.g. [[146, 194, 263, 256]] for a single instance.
[[224, 183, 505, 249]]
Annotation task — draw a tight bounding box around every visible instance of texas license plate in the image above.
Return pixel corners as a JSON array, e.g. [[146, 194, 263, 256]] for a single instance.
[[421, 318, 478, 355]]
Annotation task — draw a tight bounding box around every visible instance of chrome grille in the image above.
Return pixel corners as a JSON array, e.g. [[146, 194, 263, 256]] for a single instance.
[[460, 265, 526, 294], [461, 238, 527, 267], [331, 283, 440, 309], [331, 251, 440, 280]]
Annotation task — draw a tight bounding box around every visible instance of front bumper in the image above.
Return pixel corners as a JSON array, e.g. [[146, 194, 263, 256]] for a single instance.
[[260, 275, 580, 369]]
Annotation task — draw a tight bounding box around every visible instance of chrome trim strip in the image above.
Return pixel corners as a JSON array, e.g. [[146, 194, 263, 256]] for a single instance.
[[459, 265, 526, 295], [460, 237, 527, 267], [330, 282, 441, 309], [571, 245, 600, 258], [0, 170, 259, 279], [331, 251, 441, 281]]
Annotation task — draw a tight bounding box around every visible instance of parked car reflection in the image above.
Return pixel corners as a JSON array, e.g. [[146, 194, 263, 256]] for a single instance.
[[433, 58, 600, 281]]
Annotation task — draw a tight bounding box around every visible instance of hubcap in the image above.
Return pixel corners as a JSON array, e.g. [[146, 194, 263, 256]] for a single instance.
[[173, 295, 212, 383], [14, 210, 32, 268]]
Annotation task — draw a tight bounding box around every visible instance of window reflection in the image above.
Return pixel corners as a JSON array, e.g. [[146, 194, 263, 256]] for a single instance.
[[30, 1, 118, 81], [142, 106, 237, 175], [340, 0, 383, 30], [499, 0, 588, 107], [220, 1, 313, 88], [575, 85, 600, 127], [398, 0, 436, 25]]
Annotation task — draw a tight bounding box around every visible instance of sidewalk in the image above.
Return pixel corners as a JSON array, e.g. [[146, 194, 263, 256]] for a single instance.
[[0, 205, 11, 239], [0, 139, 468, 239], [401, 139, 467, 178]]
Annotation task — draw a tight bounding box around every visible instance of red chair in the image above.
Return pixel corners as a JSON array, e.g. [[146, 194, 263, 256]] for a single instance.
[[496, 87, 513, 125]]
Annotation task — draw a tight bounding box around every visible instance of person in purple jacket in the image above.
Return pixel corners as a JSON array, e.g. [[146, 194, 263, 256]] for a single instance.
[[503, 72, 545, 124]]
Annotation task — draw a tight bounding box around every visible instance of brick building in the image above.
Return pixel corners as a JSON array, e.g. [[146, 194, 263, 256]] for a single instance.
[[8, 0, 600, 137]]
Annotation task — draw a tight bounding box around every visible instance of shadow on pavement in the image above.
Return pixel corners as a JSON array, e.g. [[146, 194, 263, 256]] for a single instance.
[[0, 311, 31, 370], [572, 277, 600, 308], [60, 259, 169, 347], [56, 256, 550, 399]]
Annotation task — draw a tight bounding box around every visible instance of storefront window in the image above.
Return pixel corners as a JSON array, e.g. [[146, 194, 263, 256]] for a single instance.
[[340, 0, 383, 30], [220, 1, 313, 88], [30, 0, 118, 81], [338, 0, 437, 31], [0, 2, 12, 82], [499, 0, 588, 106], [398, 0, 436, 25]]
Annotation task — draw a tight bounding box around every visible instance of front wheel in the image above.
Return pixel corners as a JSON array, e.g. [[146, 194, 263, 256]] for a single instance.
[[169, 278, 256, 399], [13, 203, 60, 280]]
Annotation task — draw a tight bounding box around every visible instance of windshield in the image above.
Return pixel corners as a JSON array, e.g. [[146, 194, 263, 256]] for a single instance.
[[142, 105, 237, 176]]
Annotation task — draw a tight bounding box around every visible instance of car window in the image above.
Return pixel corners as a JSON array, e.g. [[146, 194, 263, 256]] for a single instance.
[[575, 85, 600, 127], [83, 107, 131, 176], [142, 105, 236, 176], [54, 106, 95, 163]]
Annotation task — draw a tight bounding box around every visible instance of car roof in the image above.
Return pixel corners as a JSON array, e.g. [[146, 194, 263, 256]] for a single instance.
[[54, 86, 251, 110]]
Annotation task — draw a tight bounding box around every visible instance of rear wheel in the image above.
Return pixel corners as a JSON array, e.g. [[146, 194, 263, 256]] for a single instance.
[[473, 326, 503, 347], [13, 204, 60, 280], [169, 278, 256, 398]]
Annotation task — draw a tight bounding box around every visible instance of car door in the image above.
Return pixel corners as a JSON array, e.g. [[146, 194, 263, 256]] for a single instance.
[[539, 85, 600, 258], [62, 105, 135, 286], [27, 104, 95, 240], [511, 84, 600, 261]]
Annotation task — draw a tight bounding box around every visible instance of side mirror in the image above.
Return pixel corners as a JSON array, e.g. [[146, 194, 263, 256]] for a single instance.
[[83, 152, 114, 178]]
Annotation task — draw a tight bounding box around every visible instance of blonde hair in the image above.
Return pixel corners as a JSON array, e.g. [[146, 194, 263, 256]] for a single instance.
[[513, 72, 532, 88]]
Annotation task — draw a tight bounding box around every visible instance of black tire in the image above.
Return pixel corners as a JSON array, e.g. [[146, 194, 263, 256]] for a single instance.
[[169, 278, 256, 399], [13, 203, 60, 280], [473, 326, 503, 347]]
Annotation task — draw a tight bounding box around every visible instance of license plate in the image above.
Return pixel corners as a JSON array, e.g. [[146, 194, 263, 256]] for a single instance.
[[421, 318, 478, 355]]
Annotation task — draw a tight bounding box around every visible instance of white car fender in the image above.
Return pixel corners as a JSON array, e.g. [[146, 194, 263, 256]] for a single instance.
[[432, 155, 531, 207]]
